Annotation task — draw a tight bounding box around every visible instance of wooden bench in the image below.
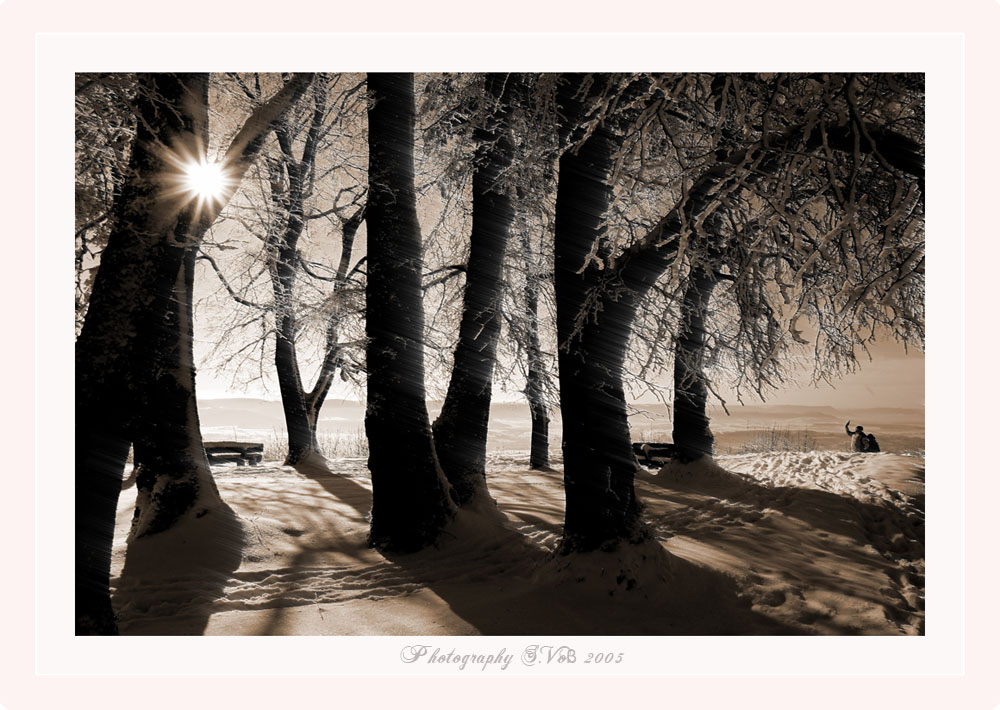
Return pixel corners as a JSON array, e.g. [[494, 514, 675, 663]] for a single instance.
[[204, 441, 264, 466], [632, 442, 681, 469]]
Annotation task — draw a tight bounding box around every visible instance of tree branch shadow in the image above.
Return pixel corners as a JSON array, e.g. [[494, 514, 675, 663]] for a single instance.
[[291, 455, 373, 519]]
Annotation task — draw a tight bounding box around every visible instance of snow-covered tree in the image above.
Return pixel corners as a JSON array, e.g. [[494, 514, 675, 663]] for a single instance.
[[76, 72, 311, 634], [427, 73, 526, 505], [420, 72, 564, 494], [504, 208, 559, 470], [622, 74, 925, 458], [365, 73, 456, 551], [74, 74, 136, 334], [200, 73, 368, 465], [550, 73, 925, 549]]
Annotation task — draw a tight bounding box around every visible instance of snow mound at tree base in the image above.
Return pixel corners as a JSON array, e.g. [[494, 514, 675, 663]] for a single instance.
[[647, 454, 755, 494], [529, 537, 792, 634], [533, 537, 676, 595], [114, 500, 244, 627], [289, 449, 330, 471]]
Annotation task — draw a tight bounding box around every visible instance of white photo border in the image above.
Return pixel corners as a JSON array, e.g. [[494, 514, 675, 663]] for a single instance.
[[37, 32, 964, 676]]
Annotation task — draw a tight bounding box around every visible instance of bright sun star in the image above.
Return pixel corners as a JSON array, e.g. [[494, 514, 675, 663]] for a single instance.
[[182, 159, 226, 201]]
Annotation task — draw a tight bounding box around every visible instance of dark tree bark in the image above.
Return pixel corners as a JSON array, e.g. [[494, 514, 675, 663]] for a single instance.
[[366, 73, 455, 551], [129, 242, 222, 539], [525, 278, 550, 469], [267, 92, 327, 466], [273, 331, 317, 465], [270, 203, 365, 466], [432, 73, 519, 505], [75, 72, 311, 635], [520, 231, 550, 470], [551, 159, 749, 515], [555, 100, 926, 479], [553, 86, 644, 550], [277, 203, 365, 464], [671, 265, 718, 459], [256, 82, 365, 466], [267, 144, 316, 465], [76, 73, 211, 635], [549, 75, 736, 550]]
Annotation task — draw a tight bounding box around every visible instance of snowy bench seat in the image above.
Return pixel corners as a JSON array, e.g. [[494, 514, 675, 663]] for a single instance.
[[632, 442, 681, 468], [204, 441, 264, 466]]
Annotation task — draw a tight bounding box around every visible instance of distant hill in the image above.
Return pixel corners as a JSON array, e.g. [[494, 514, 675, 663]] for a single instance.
[[199, 398, 365, 431], [628, 403, 923, 455], [198, 398, 923, 453]]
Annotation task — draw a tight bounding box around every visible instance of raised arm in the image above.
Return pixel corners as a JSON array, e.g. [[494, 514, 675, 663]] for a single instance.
[[845, 421, 854, 436]]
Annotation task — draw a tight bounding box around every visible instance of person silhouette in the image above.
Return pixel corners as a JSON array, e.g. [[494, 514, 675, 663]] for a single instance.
[[845, 421, 874, 452]]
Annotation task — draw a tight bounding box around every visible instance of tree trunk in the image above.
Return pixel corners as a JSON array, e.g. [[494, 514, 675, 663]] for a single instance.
[[267, 104, 324, 466], [551, 77, 749, 551], [293, 202, 367, 462], [273, 206, 363, 466], [269, 204, 318, 465], [129, 244, 222, 539], [365, 73, 455, 551], [548, 82, 928, 553], [75, 73, 210, 635], [265, 87, 359, 467], [274, 316, 319, 465], [554, 114, 643, 552], [75, 72, 311, 634], [521, 231, 549, 470], [115, 78, 222, 538], [526, 364, 550, 469], [672, 265, 718, 459], [432, 74, 517, 505], [550, 141, 781, 534]]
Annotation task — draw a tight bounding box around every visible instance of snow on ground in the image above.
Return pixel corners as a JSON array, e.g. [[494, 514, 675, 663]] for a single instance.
[[110, 449, 924, 635], [643, 451, 924, 634]]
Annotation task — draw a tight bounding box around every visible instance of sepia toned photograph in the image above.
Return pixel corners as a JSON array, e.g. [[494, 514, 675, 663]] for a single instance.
[[75, 71, 925, 637]]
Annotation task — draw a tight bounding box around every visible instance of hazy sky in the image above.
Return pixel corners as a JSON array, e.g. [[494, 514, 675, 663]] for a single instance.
[[196, 336, 923, 411], [722, 340, 924, 410], [186, 73, 924, 415]]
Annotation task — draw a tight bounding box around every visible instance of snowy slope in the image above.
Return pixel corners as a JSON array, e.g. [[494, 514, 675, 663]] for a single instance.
[[644, 452, 924, 634], [110, 450, 924, 635]]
